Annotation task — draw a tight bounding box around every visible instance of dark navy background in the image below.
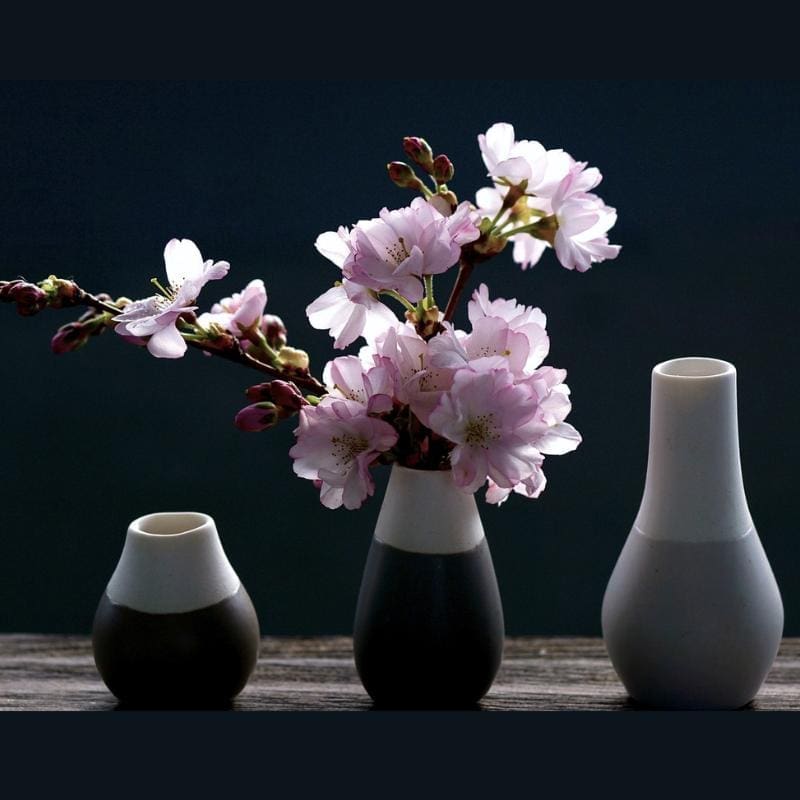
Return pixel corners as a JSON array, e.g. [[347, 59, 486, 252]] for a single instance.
[[1, 81, 797, 634]]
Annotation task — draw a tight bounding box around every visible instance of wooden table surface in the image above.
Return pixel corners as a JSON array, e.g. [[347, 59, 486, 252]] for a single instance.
[[1, 635, 799, 711]]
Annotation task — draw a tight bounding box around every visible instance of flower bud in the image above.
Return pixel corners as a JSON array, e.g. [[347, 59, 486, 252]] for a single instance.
[[402, 137, 434, 173], [387, 162, 424, 191], [51, 321, 90, 354], [235, 402, 279, 432], [245, 382, 274, 402], [278, 346, 310, 371], [6, 281, 49, 316], [40, 276, 81, 309], [438, 189, 458, 209], [0, 280, 21, 301], [269, 379, 308, 413], [432, 154, 454, 184], [260, 314, 287, 348]]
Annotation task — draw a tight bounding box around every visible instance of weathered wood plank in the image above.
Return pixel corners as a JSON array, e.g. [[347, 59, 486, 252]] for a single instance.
[[1, 636, 798, 711]]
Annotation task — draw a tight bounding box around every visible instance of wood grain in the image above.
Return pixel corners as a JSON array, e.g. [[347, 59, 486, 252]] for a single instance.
[[1, 635, 798, 711]]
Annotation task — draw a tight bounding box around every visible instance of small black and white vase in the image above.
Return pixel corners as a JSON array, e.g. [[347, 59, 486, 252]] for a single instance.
[[92, 511, 260, 707], [354, 465, 504, 708]]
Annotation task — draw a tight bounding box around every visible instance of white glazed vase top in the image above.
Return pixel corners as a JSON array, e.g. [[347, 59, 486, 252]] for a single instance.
[[635, 356, 752, 542], [602, 357, 783, 709], [106, 511, 241, 614], [374, 465, 485, 554]]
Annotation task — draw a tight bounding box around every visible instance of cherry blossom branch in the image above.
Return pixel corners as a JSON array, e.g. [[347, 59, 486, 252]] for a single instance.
[[185, 339, 325, 394], [442, 256, 475, 323]]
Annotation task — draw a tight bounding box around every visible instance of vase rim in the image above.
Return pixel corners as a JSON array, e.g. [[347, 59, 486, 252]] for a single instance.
[[392, 464, 452, 474], [654, 357, 735, 380], [129, 511, 213, 538]]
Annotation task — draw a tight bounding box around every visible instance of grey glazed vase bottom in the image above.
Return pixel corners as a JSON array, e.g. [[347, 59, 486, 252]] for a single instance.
[[602, 528, 783, 709]]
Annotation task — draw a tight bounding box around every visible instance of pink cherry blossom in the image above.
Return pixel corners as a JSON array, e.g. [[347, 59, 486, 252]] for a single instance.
[[306, 280, 398, 350], [318, 198, 480, 303], [371, 324, 455, 426], [198, 279, 267, 336], [468, 284, 549, 374], [486, 457, 547, 505], [551, 164, 621, 272], [478, 122, 572, 196], [427, 367, 547, 494], [289, 398, 398, 510], [113, 239, 229, 359], [322, 355, 395, 415], [308, 229, 398, 349], [429, 289, 550, 379], [428, 318, 530, 377]]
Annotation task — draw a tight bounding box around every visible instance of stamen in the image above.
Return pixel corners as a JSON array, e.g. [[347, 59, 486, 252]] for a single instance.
[[385, 236, 411, 266], [464, 413, 499, 448], [330, 433, 369, 466]]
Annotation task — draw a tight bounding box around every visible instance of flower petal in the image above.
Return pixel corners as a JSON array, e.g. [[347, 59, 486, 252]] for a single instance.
[[146, 322, 187, 359]]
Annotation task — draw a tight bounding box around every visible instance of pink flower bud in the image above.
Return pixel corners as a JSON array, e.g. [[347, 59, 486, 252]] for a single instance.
[[260, 314, 287, 348], [402, 137, 434, 173], [235, 402, 279, 432], [1, 280, 48, 316], [432, 154, 454, 184], [245, 382, 274, 402], [387, 161, 423, 190], [269, 379, 308, 413], [51, 321, 90, 354]]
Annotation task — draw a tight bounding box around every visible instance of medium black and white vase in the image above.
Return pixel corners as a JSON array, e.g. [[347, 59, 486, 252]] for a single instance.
[[92, 511, 260, 707], [602, 357, 783, 709], [354, 465, 504, 708]]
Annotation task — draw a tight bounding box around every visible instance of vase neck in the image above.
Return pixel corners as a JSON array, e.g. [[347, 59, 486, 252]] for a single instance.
[[375, 466, 485, 555], [635, 358, 753, 542], [106, 512, 240, 614]]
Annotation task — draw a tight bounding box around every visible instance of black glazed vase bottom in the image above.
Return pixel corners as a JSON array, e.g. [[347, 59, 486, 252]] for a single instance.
[[353, 539, 505, 709], [92, 584, 260, 708]]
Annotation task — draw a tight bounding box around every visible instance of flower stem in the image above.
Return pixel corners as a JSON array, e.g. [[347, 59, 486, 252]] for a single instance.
[[76, 289, 123, 316], [424, 275, 435, 309], [380, 290, 416, 314], [442, 256, 475, 323]]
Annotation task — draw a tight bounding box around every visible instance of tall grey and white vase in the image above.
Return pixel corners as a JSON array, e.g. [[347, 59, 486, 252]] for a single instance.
[[354, 465, 504, 708], [92, 511, 260, 707], [602, 357, 783, 709]]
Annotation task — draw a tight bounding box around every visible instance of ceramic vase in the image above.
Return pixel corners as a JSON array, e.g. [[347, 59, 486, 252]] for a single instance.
[[353, 465, 504, 708], [92, 511, 260, 707], [602, 357, 783, 709]]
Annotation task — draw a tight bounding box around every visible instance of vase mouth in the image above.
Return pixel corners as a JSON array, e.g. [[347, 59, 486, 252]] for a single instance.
[[130, 511, 212, 538], [393, 464, 452, 473], [654, 357, 735, 380]]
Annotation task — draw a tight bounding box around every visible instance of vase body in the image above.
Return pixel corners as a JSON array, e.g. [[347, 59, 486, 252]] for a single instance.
[[602, 357, 783, 709], [92, 511, 260, 707], [354, 465, 504, 708]]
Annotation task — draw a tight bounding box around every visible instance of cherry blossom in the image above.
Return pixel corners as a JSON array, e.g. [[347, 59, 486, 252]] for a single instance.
[[198, 279, 267, 337], [289, 398, 398, 510], [551, 164, 621, 272], [317, 198, 480, 303], [478, 122, 572, 196], [322, 355, 395, 415], [371, 325, 455, 426], [427, 367, 547, 494], [306, 281, 398, 350], [113, 239, 229, 359]]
